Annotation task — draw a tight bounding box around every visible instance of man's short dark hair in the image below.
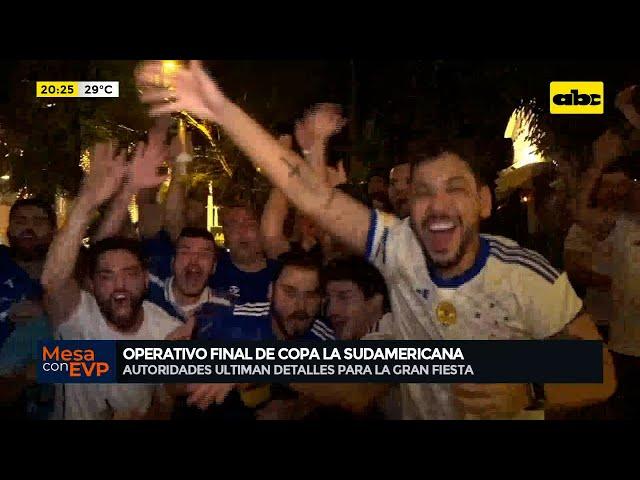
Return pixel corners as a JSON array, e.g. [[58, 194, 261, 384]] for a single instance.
[[367, 168, 389, 185], [88, 236, 147, 277], [407, 135, 493, 187], [9, 198, 57, 229], [274, 250, 323, 284], [220, 200, 260, 225], [177, 227, 215, 246], [321, 255, 390, 312]]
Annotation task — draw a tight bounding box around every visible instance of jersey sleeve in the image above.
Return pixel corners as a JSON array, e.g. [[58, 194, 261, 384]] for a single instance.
[[520, 271, 584, 339], [55, 290, 94, 340], [365, 209, 403, 275]]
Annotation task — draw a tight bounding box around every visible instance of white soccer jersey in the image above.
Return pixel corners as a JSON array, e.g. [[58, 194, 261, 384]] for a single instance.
[[53, 290, 182, 420], [365, 210, 583, 419]]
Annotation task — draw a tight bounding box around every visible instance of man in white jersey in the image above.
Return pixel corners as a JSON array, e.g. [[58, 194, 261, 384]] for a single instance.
[[136, 60, 616, 419], [41, 139, 187, 420], [572, 117, 640, 418]]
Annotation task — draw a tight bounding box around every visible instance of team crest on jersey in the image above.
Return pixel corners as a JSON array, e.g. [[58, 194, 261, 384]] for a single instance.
[[3, 279, 14, 289]]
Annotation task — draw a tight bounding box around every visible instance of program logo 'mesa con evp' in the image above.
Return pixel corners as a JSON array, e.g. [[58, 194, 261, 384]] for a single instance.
[[37, 340, 116, 383], [550, 82, 604, 114]]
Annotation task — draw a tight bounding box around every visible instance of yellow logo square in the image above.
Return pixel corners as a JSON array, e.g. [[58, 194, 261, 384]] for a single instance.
[[550, 82, 604, 114]]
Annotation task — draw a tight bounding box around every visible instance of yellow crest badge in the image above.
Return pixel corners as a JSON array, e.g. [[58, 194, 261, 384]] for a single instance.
[[436, 301, 457, 326]]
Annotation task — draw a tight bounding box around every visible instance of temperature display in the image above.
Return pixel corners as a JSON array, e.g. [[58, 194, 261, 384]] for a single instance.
[[80, 82, 119, 97], [36, 81, 119, 98]]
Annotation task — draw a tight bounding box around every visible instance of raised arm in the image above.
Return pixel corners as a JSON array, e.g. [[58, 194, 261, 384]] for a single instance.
[[41, 143, 127, 326], [136, 61, 372, 257], [289, 383, 392, 414], [163, 134, 188, 242], [137, 188, 165, 239], [615, 85, 640, 130], [574, 129, 624, 240], [295, 103, 346, 185], [94, 123, 170, 242], [261, 187, 292, 260], [260, 135, 295, 259]]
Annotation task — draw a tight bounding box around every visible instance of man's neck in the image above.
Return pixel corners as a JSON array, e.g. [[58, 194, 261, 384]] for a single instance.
[[230, 253, 267, 273], [436, 237, 481, 280], [171, 279, 204, 307], [106, 309, 145, 335]]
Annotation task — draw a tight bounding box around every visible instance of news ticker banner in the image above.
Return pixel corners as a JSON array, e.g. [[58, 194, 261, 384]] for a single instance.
[[36, 82, 119, 98], [36, 340, 603, 384]]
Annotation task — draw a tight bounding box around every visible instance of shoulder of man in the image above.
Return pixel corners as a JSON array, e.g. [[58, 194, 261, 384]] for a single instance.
[[305, 318, 335, 341], [482, 234, 582, 338], [361, 313, 395, 341], [142, 300, 183, 338], [365, 209, 409, 268], [145, 274, 182, 320], [483, 233, 562, 285], [195, 301, 235, 339], [55, 290, 99, 340]]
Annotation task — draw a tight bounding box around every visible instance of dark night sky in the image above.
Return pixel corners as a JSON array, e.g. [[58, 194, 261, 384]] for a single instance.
[[1, 59, 640, 158], [0, 61, 17, 104]]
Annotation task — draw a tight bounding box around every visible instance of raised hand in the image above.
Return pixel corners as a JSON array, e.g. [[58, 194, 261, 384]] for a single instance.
[[165, 314, 196, 341], [136, 60, 228, 122], [326, 160, 347, 188], [126, 120, 170, 192], [453, 383, 531, 419], [185, 383, 236, 410], [593, 129, 625, 168], [312, 103, 346, 140], [80, 141, 127, 208], [277, 133, 294, 150], [615, 85, 637, 111], [615, 85, 640, 129], [295, 103, 346, 151]]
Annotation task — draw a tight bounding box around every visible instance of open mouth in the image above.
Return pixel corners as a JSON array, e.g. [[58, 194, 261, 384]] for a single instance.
[[426, 219, 459, 252], [112, 293, 130, 307], [185, 269, 204, 282]]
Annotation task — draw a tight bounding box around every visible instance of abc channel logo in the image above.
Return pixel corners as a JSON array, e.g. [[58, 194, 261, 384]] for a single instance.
[[550, 82, 604, 114]]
